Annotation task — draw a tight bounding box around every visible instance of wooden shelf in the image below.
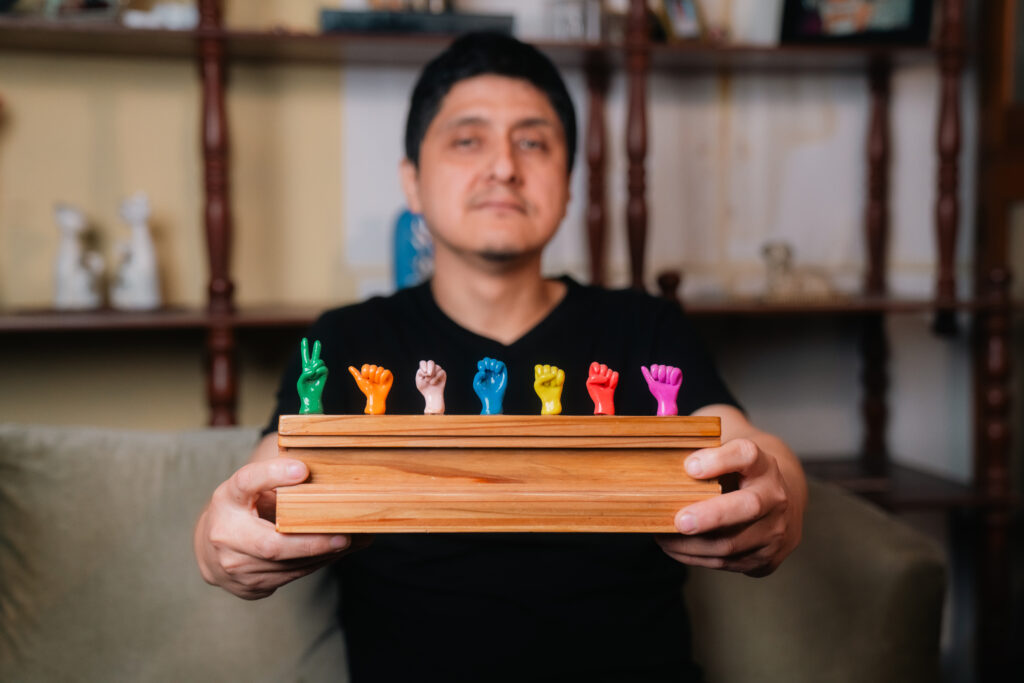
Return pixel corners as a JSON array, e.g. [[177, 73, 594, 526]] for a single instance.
[[4, 295, 1012, 333], [0, 305, 321, 332], [0, 17, 934, 70], [680, 294, 1001, 316]]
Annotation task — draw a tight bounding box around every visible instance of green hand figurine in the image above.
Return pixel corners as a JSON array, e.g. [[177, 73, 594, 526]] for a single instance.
[[297, 337, 328, 415]]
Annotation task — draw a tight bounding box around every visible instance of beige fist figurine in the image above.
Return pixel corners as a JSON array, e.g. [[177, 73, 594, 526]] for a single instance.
[[415, 360, 447, 415]]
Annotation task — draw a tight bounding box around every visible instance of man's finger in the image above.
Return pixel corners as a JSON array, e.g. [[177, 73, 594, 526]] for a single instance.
[[246, 523, 351, 562], [672, 487, 777, 535], [224, 459, 308, 506], [684, 439, 766, 480], [656, 520, 769, 558]]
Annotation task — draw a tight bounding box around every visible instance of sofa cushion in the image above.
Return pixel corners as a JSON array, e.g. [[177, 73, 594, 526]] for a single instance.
[[0, 424, 348, 683], [685, 478, 946, 683]]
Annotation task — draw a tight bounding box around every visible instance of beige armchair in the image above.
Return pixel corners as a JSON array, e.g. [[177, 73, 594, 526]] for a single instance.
[[0, 424, 944, 682]]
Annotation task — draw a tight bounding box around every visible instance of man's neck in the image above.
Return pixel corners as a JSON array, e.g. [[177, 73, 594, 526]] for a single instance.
[[430, 252, 567, 346]]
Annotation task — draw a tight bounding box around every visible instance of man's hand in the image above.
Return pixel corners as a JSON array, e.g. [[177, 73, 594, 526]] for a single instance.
[[473, 357, 507, 415], [297, 338, 328, 415], [585, 362, 618, 415], [415, 359, 447, 415], [655, 405, 806, 577], [533, 364, 565, 415], [348, 364, 394, 415], [641, 364, 682, 416], [194, 456, 357, 600]]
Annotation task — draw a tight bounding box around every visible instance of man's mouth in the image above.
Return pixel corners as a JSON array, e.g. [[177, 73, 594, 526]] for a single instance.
[[472, 198, 527, 213]]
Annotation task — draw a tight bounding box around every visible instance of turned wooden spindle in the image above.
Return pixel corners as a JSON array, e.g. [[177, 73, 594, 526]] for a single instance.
[[198, 0, 237, 424], [656, 270, 682, 307], [934, 0, 965, 333], [626, 0, 650, 290], [865, 59, 891, 297], [206, 323, 238, 426], [859, 314, 889, 476], [860, 59, 892, 477], [585, 54, 609, 286]]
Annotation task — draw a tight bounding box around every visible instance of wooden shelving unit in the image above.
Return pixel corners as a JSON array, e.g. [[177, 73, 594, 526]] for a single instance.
[[0, 0, 1016, 674]]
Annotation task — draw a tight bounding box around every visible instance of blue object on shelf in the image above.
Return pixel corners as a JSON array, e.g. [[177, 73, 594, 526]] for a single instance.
[[393, 209, 433, 289]]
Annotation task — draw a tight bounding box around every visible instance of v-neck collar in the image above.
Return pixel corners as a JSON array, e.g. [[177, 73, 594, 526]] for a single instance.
[[411, 275, 580, 356]]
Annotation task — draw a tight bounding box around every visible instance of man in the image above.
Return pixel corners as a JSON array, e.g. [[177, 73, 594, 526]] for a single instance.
[[194, 32, 806, 682]]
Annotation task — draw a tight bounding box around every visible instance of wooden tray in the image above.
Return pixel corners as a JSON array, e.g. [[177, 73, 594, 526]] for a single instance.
[[275, 414, 721, 533]]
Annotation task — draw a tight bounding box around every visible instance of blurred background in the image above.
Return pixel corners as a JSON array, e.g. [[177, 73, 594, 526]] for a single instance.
[[0, 1, 1020, 680]]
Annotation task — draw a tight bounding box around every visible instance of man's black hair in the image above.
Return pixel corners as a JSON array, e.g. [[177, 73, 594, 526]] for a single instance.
[[404, 32, 577, 174]]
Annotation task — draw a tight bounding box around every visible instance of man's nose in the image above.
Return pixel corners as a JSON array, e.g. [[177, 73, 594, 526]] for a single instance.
[[488, 139, 520, 184]]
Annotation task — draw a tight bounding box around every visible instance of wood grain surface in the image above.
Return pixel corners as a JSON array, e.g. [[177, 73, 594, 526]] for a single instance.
[[276, 414, 721, 533]]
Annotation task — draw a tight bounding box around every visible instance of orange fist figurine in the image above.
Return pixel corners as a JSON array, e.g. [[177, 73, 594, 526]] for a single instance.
[[586, 362, 619, 415], [348, 364, 394, 415]]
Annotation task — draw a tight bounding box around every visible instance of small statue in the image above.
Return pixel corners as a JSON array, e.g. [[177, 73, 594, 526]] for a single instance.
[[586, 362, 619, 415], [761, 241, 834, 301], [297, 338, 328, 415], [473, 357, 507, 415], [111, 192, 161, 310], [642, 364, 682, 416], [348, 364, 393, 415], [415, 360, 447, 415], [533, 364, 565, 416], [53, 202, 104, 310]]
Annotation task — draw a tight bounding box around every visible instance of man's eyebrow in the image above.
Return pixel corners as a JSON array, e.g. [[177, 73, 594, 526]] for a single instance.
[[511, 117, 557, 132], [441, 116, 558, 131]]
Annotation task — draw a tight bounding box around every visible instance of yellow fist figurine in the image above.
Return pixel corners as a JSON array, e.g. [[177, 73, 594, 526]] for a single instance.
[[348, 364, 394, 415], [533, 364, 565, 415]]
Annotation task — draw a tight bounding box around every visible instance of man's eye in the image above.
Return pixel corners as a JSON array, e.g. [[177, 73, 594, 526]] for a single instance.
[[453, 137, 480, 149], [517, 138, 547, 151]]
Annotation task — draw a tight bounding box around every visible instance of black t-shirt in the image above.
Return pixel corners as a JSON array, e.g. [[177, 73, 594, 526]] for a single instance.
[[264, 276, 739, 683]]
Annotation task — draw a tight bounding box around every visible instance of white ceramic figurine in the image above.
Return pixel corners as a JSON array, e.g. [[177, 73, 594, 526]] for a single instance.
[[54, 202, 104, 310], [111, 192, 161, 310]]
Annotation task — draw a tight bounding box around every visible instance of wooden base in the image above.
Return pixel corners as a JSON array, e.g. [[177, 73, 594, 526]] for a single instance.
[[275, 414, 721, 533]]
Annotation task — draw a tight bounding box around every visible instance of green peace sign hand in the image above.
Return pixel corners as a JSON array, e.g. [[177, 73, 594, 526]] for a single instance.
[[297, 337, 328, 415]]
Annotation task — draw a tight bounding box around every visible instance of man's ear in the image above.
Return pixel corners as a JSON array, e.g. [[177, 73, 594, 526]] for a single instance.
[[399, 159, 423, 214]]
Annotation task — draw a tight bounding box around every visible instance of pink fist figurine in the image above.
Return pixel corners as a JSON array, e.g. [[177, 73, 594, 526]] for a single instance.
[[586, 362, 619, 415], [641, 364, 682, 416], [415, 360, 447, 415]]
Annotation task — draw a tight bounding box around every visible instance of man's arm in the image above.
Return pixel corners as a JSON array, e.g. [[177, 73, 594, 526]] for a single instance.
[[656, 404, 807, 577], [193, 433, 358, 600]]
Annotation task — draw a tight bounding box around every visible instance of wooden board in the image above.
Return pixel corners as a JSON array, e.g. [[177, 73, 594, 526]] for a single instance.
[[275, 414, 721, 533]]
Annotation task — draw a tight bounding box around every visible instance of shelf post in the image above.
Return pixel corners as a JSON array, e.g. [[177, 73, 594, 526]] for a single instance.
[[626, 0, 649, 290], [198, 0, 237, 425], [859, 58, 892, 477], [934, 0, 966, 333], [585, 52, 609, 287]]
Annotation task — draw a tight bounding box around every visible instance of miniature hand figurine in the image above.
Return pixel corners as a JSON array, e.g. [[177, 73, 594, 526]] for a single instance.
[[586, 362, 619, 415], [533, 364, 565, 415], [473, 357, 507, 415], [348, 364, 394, 415], [641, 364, 683, 416], [297, 338, 328, 415], [415, 359, 447, 415]]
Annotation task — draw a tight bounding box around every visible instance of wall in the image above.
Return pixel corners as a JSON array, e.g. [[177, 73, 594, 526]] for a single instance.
[[0, 1, 1008, 483]]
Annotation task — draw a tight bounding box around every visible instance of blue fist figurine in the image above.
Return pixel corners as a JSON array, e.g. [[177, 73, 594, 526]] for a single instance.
[[473, 357, 508, 415]]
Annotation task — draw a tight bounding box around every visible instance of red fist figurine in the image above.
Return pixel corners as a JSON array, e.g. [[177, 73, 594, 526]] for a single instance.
[[586, 362, 619, 415]]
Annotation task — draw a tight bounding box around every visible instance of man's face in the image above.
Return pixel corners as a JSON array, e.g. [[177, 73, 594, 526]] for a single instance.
[[400, 74, 571, 267]]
